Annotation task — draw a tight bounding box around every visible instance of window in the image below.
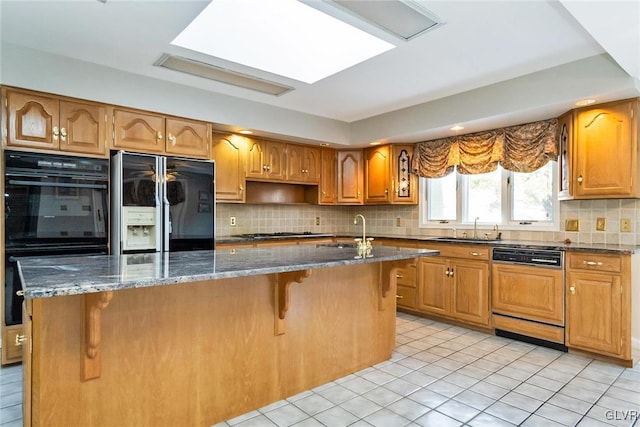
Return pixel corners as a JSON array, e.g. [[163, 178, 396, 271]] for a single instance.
[[420, 162, 558, 230]]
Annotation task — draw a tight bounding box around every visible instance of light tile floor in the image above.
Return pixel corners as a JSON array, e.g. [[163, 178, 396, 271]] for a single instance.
[[1, 313, 639, 426]]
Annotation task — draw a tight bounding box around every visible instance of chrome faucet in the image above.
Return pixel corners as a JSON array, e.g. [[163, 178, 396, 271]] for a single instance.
[[354, 214, 373, 258], [473, 217, 479, 239]]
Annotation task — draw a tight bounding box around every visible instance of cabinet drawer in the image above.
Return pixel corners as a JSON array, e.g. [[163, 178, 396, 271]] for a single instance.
[[420, 243, 490, 260], [568, 253, 622, 273], [395, 266, 416, 287], [4, 325, 24, 362], [396, 285, 417, 309]]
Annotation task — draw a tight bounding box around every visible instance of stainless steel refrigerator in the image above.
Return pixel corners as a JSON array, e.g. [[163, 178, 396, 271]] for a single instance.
[[111, 151, 215, 254]]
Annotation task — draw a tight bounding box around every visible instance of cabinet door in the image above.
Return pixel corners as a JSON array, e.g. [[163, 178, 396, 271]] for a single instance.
[[566, 271, 622, 356], [364, 145, 390, 204], [337, 150, 363, 204], [304, 146, 321, 183], [165, 117, 211, 159], [450, 260, 489, 326], [265, 141, 287, 180], [287, 144, 307, 182], [417, 258, 449, 316], [246, 138, 266, 178], [112, 108, 165, 153], [5, 89, 60, 150], [557, 111, 573, 199], [574, 100, 636, 198], [391, 145, 418, 204], [319, 148, 337, 204], [59, 100, 107, 156], [211, 134, 246, 202]]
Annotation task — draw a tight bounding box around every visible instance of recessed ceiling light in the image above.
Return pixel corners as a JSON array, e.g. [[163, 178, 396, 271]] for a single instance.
[[370, 141, 382, 146], [450, 125, 464, 131], [575, 99, 597, 107], [172, 0, 395, 84], [238, 130, 253, 135]]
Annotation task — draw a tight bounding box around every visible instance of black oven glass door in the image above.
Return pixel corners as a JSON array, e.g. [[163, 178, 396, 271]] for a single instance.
[[5, 177, 108, 249]]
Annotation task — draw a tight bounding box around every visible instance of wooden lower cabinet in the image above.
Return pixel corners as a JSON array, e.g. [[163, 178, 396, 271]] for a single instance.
[[416, 245, 490, 327], [565, 252, 632, 362]]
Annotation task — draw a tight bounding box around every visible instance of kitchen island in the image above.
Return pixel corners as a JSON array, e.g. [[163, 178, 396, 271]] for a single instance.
[[18, 244, 437, 427]]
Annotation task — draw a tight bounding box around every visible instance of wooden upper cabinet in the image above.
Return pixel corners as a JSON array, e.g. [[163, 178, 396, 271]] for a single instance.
[[112, 108, 165, 154], [364, 145, 391, 204], [245, 137, 287, 181], [337, 150, 363, 204], [59, 101, 107, 155], [287, 144, 320, 183], [211, 133, 246, 203], [557, 111, 573, 200], [573, 99, 638, 198], [319, 148, 337, 205], [4, 89, 59, 150], [165, 117, 211, 159], [3, 88, 107, 155]]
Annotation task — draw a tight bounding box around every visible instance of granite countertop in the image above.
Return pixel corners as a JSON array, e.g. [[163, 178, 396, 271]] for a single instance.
[[216, 233, 638, 255], [18, 245, 438, 299]]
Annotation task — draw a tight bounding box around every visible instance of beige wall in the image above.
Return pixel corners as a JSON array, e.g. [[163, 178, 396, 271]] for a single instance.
[[216, 199, 640, 246]]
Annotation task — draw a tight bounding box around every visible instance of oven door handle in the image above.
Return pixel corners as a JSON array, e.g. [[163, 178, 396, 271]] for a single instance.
[[8, 180, 107, 190]]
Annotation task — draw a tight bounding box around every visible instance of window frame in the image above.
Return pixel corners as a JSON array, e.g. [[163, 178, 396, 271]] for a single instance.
[[419, 162, 559, 232]]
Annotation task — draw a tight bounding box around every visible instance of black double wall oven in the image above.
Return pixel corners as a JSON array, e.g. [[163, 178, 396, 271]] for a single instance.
[[4, 151, 109, 326]]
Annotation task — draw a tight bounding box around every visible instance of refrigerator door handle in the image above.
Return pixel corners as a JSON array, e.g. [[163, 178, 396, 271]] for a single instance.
[[160, 156, 171, 252]]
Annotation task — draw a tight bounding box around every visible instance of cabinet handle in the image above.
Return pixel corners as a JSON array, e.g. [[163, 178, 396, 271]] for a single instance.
[[168, 134, 176, 145], [577, 175, 583, 184], [583, 260, 603, 266], [60, 127, 67, 142], [470, 252, 481, 256], [16, 290, 25, 297], [53, 126, 60, 141], [449, 269, 454, 278], [385, 189, 389, 194], [15, 334, 26, 346], [569, 286, 576, 294], [396, 274, 404, 279], [396, 294, 404, 299], [156, 132, 163, 141], [239, 185, 244, 192]]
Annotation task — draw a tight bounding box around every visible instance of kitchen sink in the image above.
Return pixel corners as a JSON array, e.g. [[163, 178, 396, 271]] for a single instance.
[[431, 237, 502, 243]]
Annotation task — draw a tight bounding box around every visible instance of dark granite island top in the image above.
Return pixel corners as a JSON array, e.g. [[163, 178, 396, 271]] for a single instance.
[[18, 245, 438, 299]]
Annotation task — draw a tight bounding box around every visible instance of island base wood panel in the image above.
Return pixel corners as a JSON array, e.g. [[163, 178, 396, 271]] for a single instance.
[[26, 263, 396, 427]]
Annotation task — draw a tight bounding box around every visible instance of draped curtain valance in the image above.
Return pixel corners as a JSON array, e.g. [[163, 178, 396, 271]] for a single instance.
[[411, 118, 558, 178]]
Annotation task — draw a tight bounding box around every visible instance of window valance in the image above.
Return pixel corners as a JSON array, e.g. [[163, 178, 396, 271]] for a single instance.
[[411, 118, 558, 178]]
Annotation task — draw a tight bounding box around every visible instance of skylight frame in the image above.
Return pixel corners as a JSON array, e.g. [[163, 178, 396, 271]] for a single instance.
[[170, 0, 396, 85]]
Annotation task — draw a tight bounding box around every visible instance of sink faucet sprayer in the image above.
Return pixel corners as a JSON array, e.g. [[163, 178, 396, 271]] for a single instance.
[[353, 214, 373, 258]]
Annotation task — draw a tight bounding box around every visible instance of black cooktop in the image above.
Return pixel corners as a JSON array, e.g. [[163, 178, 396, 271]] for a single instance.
[[236, 232, 328, 240]]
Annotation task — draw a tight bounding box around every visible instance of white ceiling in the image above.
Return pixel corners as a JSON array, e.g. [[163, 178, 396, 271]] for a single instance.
[[1, 0, 639, 146]]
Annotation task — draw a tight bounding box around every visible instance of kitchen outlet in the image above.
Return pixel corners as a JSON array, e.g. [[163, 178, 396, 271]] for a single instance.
[[565, 219, 579, 231], [315, 217, 320, 226], [596, 217, 606, 231], [230, 216, 236, 227], [621, 218, 632, 232], [396, 217, 401, 227]]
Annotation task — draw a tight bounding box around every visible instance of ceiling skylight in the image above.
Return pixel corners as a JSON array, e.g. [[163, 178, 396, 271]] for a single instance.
[[171, 0, 395, 84]]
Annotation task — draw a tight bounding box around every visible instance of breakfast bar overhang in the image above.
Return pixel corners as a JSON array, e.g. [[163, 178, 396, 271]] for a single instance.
[[18, 244, 438, 427]]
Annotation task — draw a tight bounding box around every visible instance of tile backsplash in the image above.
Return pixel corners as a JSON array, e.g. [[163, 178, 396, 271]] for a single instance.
[[216, 199, 640, 246]]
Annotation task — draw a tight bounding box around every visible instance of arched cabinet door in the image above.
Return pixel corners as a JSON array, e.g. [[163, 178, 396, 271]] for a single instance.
[[5, 89, 59, 150], [337, 150, 363, 204], [574, 99, 637, 198]]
